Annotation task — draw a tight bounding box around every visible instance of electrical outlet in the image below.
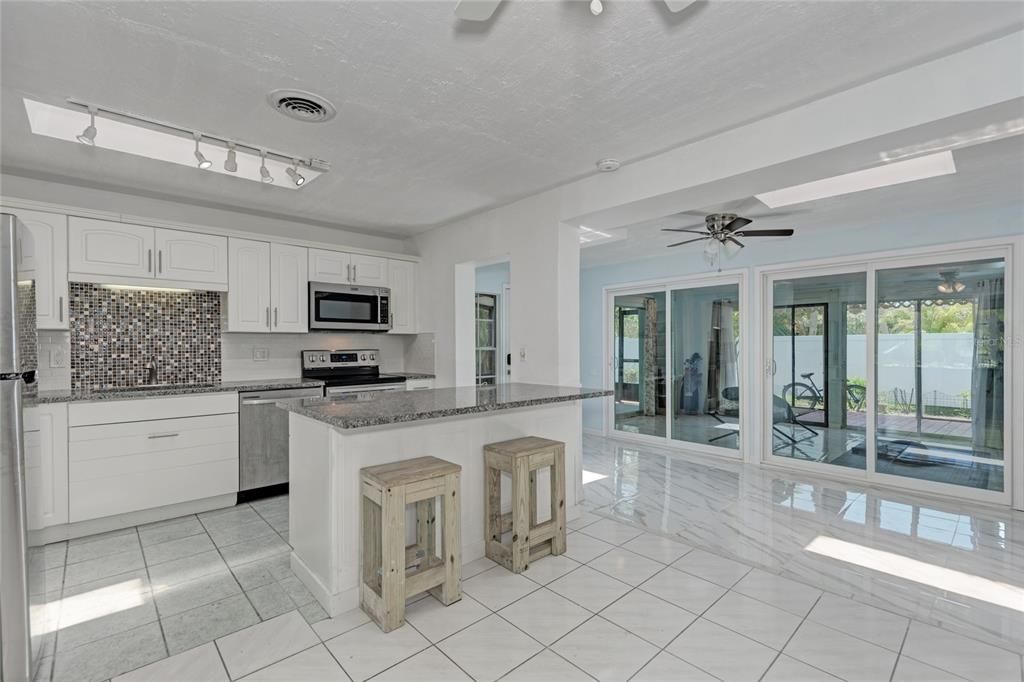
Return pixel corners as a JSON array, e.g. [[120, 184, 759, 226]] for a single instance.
[[519, 346, 527, 361], [253, 347, 269, 362]]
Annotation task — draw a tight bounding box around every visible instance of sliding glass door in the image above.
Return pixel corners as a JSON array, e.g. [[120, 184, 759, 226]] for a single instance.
[[612, 291, 666, 438]]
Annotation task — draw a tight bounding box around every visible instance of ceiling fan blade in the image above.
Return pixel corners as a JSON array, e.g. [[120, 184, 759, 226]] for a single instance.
[[663, 0, 697, 12], [734, 229, 795, 237], [666, 237, 707, 248], [454, 0, 502, 21], [726, 237, 744, 248], [722, 217, 753, 232], [661, 228, 707, 235]]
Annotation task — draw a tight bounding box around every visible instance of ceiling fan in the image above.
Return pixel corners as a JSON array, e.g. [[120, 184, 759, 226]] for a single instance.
[[662, 212, 794, 267], [455, 0, 696, 21]]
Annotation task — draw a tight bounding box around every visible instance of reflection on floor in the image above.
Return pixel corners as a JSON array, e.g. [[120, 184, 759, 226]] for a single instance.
[[615, 412, 740, 450], [583, 433, 1024, 658]]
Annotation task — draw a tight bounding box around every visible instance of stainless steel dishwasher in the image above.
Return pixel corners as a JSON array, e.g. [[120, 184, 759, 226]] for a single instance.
[[238, 386, 323, 497]]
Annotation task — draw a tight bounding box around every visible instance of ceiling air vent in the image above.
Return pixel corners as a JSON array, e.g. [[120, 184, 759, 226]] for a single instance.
[[267, 89, 336, 123]]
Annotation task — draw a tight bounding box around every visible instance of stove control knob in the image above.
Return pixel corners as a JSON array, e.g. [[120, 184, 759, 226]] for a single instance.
[[319, 354, 326, 362], [360, 353, 367, 361], [370, 354, 375, 361]]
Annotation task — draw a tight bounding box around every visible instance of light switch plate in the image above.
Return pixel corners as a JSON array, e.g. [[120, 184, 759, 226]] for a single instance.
[[49, 348, 67, 368], [253, 347, 269, 362]]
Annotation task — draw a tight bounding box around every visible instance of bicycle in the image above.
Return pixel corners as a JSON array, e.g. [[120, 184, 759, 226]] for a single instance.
[[782, 372, 867, 412]]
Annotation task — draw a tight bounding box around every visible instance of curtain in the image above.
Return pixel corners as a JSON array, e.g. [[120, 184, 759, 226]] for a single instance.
[[706, 300, 739, 415], [642, 297, 658, 416], [971, 278, 1004, 455]]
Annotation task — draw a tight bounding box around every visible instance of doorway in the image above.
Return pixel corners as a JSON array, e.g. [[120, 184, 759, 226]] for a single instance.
[[475, 261, 510, 385]]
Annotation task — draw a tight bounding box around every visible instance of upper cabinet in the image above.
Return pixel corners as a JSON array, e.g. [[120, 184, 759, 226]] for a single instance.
[[351, 254, 388, 286], [308, 248, 351, 284], [227, 238, 307, 333], [69, 217, 227, 289], [388, 259, 417, 334], [4, 208, 69, 330]]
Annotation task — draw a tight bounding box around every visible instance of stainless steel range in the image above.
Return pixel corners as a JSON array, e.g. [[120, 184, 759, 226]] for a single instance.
[[301, 349, 406, 398]]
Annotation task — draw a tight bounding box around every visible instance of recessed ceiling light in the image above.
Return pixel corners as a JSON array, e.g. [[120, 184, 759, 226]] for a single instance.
[[76, 106, 97, 145], [596, 158, 620, 172], [755, 151, 957, 208]]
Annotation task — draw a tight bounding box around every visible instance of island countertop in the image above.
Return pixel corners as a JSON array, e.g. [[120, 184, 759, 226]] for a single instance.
[[279, 382, 611, 430]]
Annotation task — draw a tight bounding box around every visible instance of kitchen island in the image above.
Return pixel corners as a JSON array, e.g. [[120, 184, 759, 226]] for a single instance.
[[279, 383, 610, 616]]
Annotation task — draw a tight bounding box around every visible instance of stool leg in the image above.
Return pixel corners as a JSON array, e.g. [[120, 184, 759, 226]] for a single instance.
[[551, 445, 567, 555], [415, 498, 436, 564], [361, 495, 382, 594], [511, 457, 531, 572], [528, 468, 538, 528], [379, 486, 406, 632], [436, 472, 462, 605], [485, 464, 501, 545]]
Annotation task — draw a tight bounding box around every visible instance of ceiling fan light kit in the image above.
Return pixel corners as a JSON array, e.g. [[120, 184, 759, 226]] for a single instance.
[[663, 211, 796, 268]]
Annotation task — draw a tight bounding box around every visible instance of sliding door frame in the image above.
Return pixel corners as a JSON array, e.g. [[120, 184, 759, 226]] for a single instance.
[[603, 269, 748, 460], [755, 238, 1017, 507]]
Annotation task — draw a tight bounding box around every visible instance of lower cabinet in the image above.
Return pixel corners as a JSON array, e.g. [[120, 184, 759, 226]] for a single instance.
[[67, 393, 239, 522], [406, 378, 435, 391], [24, 403, 69, 531]]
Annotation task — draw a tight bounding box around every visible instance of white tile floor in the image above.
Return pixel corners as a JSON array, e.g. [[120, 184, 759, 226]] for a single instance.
[[36, 433, 1024, 681]]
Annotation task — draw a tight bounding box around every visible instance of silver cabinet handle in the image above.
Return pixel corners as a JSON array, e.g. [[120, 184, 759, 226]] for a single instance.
[[148, 249, 153, 272], [346, 263, 352, 282], [353, 264, 357, 282], [148, 432, 180, 439], [266, 306, 271, 329], [274, 307, 278, 327], [158, 250, 163, 274], [58, 296, 63, 322]]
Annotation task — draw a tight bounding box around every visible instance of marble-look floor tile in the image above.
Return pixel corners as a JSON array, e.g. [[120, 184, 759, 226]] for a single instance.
[[731, 568, 823, 617], [502, 649, 594, 682], [546, 565, 631, 612], [112, 642, 228, 682], [43, 541, 67, 569], [56, 600, 158, 653], [437, 614, 543, 682], [216, 610, 319, 679], [298, 600, 328, 625], [563, 532, 616, 564], [806, 593, 909, 652], [404, 593, 490, 642], [461, 557, 499, 580], [784, 621, 899, 681], [599, 588, 696, 647], [461, 566, 539, 611], [703, 590, 803, 650], [566, 511, 602, 531], [231, 554, 292, 591], [900, 621, 1022, 682], [161, 593, 260, 655], [552, 616, 659, 682], [311, 607, 371, 641], [63, 547, 145, 588], [153, 571, 242, 618], [142, 532, 217, 566], [137, 516, 205, 548], [372, 646, 472, 681], [639, 566, 727, 614], [521, 554, 580, 585], [245, 582, 296, 621], [587, 547, 664, 586], [218, 535, 292, 568], [577, 518, 646, 546], [621, 532, 693, 564], [240, 644, 345, 681], [666, 618, 777, 682], [762, 654, 843, 681], [148, 549, 231, 588], [206, 518, 279, 548], [324, 620, 430, 682], [891, 656, 971, 681], [52, 621, 166, 682], [632, 651, 718, 681], [66, 530, 139, 565], [671, 548, 751, 588], [498, 588, 591, 645]]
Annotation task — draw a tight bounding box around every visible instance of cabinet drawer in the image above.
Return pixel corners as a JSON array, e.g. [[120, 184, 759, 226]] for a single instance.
[[70, 413, 238, 462], [69, 392, 237, 426], [406, 379, 434, 391]]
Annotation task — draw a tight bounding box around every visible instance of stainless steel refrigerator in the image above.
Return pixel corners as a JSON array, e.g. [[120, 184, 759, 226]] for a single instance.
[[0, 213, 39, 682]]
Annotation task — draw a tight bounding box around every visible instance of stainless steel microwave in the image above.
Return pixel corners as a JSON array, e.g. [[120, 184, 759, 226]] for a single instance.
[[308, 282, 391, 332]]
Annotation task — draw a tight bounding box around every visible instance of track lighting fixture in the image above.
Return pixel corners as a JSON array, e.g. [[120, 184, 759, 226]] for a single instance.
[[224, 143, 238, 173], [76, 107, 98, 145], [259, 151, 273, 184], [193, 133, 212, 169], [590, 0, 603, 15], [286, 160, 306, 187]]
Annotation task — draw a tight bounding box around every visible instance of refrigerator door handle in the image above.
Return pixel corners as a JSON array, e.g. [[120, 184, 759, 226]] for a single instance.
[[59, 295, 63, 322]]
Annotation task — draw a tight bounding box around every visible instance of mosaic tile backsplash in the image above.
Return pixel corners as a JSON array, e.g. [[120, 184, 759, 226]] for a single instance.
[[69, 283, 221, 390]]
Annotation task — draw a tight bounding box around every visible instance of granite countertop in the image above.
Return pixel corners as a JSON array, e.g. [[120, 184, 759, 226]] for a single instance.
[[280, 382, 611, 430], [31, 377, 324, 404]]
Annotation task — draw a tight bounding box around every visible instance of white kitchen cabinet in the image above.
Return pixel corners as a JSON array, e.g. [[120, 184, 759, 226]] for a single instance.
[[154, 228, 227, 285], [351, 253, 388, 286], [3, 208, 68, 329], [387, 259, 417, 334], [69, 217, 154, 279], [308, 248, 351, 284], [270, 242, 308, 333], [227, 238, 272, 332], [405, 378, 434, 391], [23, 403, 69, 531]]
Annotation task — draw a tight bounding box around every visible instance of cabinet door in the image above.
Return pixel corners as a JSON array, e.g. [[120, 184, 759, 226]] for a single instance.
[[270, 243, 308, 333], [351, 253, 389, 286], [25, 404, 69, 531], [69, 217, 155, 279], [308, 248, 351, 284], [154, 228, 228, 285], [3, 208, 68, 329], [227, 238, 271, 332], [387, 259, 417, 334]]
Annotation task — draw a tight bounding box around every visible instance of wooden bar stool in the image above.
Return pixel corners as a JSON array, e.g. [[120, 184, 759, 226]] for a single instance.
[[360, 456, 462, 632], [483, 436, 566, 573]]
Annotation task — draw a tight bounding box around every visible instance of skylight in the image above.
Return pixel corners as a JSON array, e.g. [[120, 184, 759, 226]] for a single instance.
[[23, 98, 323, 189], [755, 151, 956, 208], [578, 225, 616, 246]]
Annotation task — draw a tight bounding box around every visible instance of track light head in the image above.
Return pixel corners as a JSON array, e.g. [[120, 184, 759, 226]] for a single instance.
[[224, 144, 238, 173], [193, 133, 212, 169], [77, 107, 97, 145], [286, 160, 306, 187], [259, 151, 273, 184]]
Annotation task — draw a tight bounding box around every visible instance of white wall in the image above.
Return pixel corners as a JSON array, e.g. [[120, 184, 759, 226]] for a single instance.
[[475, 261, 510, 294], [413, 190, 580, 388], [0, 173, 412, 255]]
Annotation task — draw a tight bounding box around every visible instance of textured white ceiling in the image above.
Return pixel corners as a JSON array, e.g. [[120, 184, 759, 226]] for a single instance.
[[1, 1, 1022, 235]]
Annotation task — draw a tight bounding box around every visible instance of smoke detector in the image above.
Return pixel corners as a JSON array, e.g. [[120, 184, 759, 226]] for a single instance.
[[596, 158, 621, 172], [267, 89, 337, 123]]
